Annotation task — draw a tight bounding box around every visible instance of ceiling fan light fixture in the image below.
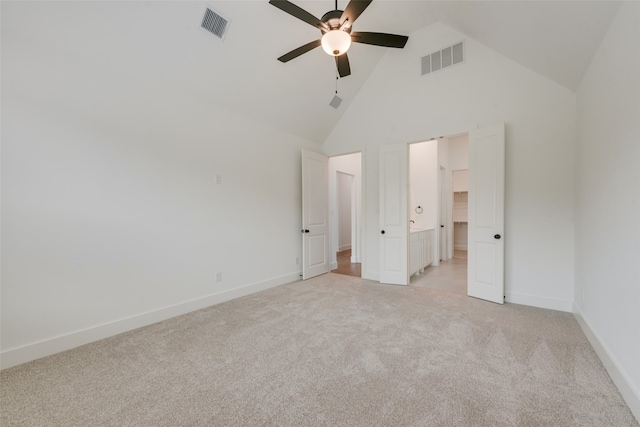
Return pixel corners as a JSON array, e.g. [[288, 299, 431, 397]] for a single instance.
[[321, 30, 351, 56]]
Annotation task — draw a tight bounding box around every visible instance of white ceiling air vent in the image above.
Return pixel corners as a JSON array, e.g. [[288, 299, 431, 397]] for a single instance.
[[201, 7, 230, 40], [421, 41, 464, 76], [329, 95, 343, 109]]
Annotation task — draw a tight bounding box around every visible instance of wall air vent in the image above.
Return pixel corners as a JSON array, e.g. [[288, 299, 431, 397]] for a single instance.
[[201, 7, 230, 40], [421, 41, 464, 76]]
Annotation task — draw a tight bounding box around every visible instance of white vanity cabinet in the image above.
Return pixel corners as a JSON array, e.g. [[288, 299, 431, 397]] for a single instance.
[[410, 228, 435, 276], [410, 232, 423, 277]]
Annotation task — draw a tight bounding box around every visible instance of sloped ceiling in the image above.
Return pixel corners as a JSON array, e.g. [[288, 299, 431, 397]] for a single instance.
[[2, 1, 621, 144]]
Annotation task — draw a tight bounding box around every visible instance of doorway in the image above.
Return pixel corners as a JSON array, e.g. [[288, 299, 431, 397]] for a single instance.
[[329, 153, 362, 278], [409, 134, 469, 295], [375, 123, 504, 302], [403, 124, 505, 304]]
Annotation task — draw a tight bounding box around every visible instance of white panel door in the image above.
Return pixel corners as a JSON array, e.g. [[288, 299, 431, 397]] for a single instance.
[[439, 166, 447, 261], [467, 123, 505, 303], [302, 149, 329, 280], [379, 143, 409, 285]]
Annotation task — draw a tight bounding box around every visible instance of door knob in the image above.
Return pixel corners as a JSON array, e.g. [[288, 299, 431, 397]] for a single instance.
[[381, 230, 385, 234], [494, 234, 501, 239], [302, 229, 310, 233]]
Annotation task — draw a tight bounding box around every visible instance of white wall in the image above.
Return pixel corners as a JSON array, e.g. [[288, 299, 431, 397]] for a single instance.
[[574, 1, 640, 418], [1, 24, 318, 368], [324, 22, 576, 311], [448, 135, 469, 171], [337, 172, 352, 251], [328, 153, 361, 268]]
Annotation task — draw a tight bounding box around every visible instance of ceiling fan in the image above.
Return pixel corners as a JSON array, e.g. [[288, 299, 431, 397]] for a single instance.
[[269, 0, 409, 78]]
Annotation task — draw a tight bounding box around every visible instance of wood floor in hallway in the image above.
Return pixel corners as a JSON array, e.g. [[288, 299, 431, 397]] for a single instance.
[[332, 249, 361, 277]]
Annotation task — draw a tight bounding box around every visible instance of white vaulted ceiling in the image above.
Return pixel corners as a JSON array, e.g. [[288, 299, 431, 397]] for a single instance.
[[2, 1, 622, 144]]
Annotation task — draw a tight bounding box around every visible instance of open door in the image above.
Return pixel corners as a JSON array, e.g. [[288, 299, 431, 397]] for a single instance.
[[302, 149, 329, 280], [379, 143, 409, 285], [467, 123, 505, 303], [439, 165, 447, 262]]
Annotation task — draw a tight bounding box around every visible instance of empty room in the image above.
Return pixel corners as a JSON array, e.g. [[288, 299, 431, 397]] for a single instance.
[[1, 1, 639, 425]]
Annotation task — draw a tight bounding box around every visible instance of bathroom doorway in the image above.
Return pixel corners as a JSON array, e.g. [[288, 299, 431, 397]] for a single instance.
[[379, 123, 504, 302], [410, 134, 468, 295]]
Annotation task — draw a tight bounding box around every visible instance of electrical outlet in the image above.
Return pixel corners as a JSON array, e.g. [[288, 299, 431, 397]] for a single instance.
[[295, 257, 300, 265], [215, 175, 222, 185], [216, 272, 222, 282]]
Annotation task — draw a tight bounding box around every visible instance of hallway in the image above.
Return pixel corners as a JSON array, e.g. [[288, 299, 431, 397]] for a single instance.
[[332, 249, 361, 277]]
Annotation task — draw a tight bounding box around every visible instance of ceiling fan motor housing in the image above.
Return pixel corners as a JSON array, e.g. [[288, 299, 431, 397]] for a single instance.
[[321, 10, 351, 31]]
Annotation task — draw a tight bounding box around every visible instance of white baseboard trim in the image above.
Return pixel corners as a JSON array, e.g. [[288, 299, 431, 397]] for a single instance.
[[504, 291, 572, 312], [0, 272, 301, 370], [573, 304, 640, 422], [453, 244, 468, 251], [339, 244, 351, 252], [330, 262, 338, 270]]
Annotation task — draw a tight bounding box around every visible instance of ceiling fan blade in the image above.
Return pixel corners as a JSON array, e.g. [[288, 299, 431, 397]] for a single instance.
[[269, 0, 328, 32], [277, 39, 322, 63], [351, 32, 409, 48], [335, 53, 351, 78], [340, 0, 373, 27]]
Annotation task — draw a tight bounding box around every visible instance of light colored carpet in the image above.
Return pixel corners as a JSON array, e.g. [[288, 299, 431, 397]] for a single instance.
[[1, 273, 638, 426]]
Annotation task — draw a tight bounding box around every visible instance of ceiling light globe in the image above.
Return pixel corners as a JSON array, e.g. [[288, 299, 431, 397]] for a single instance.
[[321, 30, 352, 56]]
